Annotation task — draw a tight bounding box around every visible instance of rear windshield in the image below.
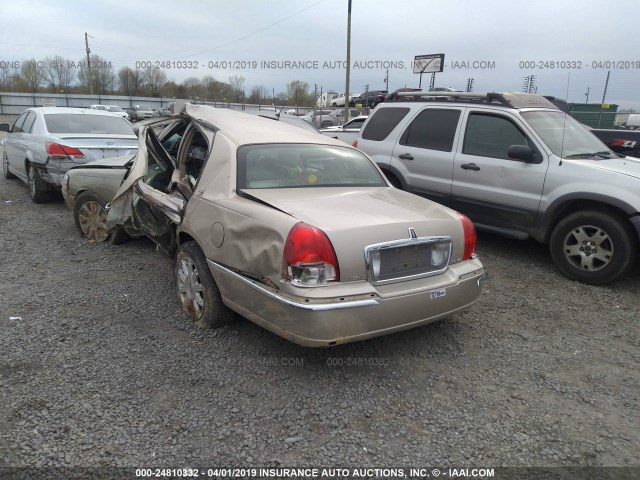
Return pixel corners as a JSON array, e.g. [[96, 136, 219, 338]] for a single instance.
[[362, 107, 410, 141], [44, 114, 135, 135], [237, 144, 386, 189]]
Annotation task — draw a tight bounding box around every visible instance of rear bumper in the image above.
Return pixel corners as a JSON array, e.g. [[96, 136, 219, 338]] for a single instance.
[[209, 259, 486, 347]]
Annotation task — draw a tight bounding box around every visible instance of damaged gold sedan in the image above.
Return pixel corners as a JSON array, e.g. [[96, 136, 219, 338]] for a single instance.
[[107, 104, 486, 347]]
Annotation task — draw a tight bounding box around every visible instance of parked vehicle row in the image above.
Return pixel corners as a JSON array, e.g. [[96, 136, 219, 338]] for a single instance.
[[352, 90, 640, 285], [1, 104, 486, 347]]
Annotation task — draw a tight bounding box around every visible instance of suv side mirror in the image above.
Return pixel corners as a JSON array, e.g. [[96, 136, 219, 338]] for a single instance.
[[508, 145, 535, 163], [0, 123, 10, 132]]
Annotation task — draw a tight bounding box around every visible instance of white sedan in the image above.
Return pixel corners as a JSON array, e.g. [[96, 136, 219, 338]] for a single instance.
[[319, 116, 368, 144]]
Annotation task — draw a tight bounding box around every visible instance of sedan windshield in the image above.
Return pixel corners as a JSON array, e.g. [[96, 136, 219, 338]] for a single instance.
[[44, 114, 135, 135], [522, 111, 616, 159], [237, 144, 386, 189]]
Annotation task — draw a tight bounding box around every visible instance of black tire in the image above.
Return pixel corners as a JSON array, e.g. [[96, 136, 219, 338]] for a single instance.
[[175, 241, 235, 329], [3, 153, 17, 179], [73, 191, 129, 244], [549, 210, 637, 285], [27, 162, 53, 203]]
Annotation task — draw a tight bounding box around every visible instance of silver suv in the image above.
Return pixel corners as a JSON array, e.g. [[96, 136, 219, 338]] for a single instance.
[[354, 91, 640, 285]]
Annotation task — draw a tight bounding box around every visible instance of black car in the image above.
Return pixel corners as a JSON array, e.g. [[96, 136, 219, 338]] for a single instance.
[[590, 128, 640, 157], [354, 90, 388, 109]]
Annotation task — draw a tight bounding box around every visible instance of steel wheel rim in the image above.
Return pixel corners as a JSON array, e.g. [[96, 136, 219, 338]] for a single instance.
[[78, 200, 109, 242], [177, 257, 204, 320], [28, 165, 36, 198], [562, 225, 613, 272]]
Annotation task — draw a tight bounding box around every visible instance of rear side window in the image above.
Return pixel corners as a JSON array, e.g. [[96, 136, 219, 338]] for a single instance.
[[400, 109, 461, 151], [12, 112, 28, 133], [22, 112, 37, 133], [361, 107, 410, 141], [463, 113, 528, 160]]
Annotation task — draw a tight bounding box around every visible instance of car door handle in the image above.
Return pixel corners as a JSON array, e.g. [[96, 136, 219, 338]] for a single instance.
[[399, 153, 414, 160], [461, 163, 480, 171]]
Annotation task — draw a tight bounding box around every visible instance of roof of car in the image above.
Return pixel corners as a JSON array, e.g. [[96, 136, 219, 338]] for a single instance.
[[184, 104, 345, 147], [386, 91, 558, 110], [27, 107, 124, 116]]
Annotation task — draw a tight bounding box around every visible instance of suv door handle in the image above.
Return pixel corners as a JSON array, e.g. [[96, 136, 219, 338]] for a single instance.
[[461, 163, 480, 171], [399, 153, 414, 160]]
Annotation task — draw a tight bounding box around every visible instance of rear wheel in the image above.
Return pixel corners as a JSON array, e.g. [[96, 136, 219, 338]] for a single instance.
[[549, 210, 637, 285], [27, 162, 53, 203], [175, 241, 235, 329], [3, 153, 16, 179], [73, 191, 129, 244]]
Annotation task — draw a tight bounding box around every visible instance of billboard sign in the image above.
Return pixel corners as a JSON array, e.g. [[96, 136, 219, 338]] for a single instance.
[[413, 54, 445, 74]]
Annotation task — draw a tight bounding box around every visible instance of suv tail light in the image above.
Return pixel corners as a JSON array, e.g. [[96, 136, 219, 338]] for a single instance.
[[458, 213, 477, 260], [282, 223, 340, 287], [352, 139, 358, 148], [46, 143, 85, 158]]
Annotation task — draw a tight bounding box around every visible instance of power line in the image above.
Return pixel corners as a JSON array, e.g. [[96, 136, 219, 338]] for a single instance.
[[173, 0, 325, 60]]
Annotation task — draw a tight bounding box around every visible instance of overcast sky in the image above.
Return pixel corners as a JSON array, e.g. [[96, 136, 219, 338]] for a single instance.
[[2, 0, 639, 108]]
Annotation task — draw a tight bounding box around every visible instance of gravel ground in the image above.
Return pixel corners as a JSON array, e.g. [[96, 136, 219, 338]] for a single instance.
[[0, 135, 639, 474]]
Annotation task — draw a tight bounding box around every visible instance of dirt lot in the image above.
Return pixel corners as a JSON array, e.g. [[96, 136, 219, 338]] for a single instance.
[[0, 135, 639, 474]]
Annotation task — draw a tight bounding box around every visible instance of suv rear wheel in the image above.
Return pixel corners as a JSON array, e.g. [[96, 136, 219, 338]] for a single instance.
[[549, 210, 637, 285]]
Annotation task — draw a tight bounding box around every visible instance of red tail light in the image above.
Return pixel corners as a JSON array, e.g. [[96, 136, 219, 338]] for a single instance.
[[282, 223, 340, 286], [46, 143, 85, 158], [458, 213, 477, 260], [352, 139, 358, 148]]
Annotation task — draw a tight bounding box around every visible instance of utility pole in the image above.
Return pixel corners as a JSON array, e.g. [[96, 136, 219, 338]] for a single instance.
[[601, 71, 610, 104], [383, 68, 389, 92], [85, 32, 93, 94], [585, 86, 590, 104], [466, 78, 474, 92], [522, 75, 536, 93], [344, 0, 352, 122]]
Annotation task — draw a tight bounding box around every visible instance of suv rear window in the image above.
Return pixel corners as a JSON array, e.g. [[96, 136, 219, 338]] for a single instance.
[[361, 107, 410, 141], [400, 109, 461, 151]]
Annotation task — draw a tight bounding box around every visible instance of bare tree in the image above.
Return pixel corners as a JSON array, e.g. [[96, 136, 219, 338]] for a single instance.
[[118, 67, 144, 96], [228, 75, 245, 102], [143, 66, 167, 97], [18, 59, 44, 93], [77, 54, 116, 94], [0, 63, 17, 91], [42, 55, 75, 93], [248, 84, 268, 104], [182, 77, 205, 100]]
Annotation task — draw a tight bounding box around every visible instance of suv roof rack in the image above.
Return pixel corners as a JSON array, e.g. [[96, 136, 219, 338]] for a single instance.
[[390, 91, 558, 109]]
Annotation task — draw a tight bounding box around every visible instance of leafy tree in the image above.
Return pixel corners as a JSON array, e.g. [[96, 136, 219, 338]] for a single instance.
[[286, 80, 311, 106]]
